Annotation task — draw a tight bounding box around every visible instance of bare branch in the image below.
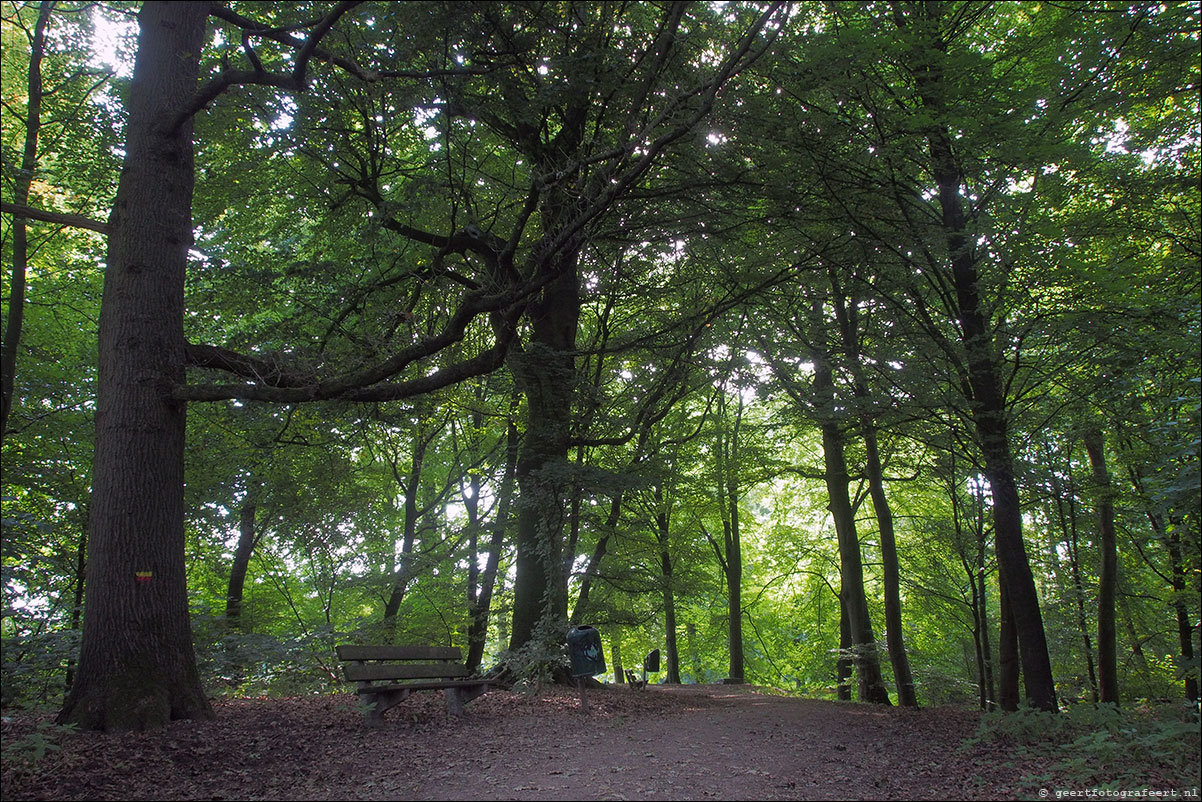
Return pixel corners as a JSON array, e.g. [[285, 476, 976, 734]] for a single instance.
[[1, 201, 109, 235], [170, 1, 363, 132]]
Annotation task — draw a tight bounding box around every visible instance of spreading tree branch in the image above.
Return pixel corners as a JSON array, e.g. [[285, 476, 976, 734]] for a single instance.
[[1, 201, 109, 235]]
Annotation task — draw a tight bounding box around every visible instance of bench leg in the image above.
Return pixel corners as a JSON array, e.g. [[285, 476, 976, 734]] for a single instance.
[[444, 686, 464, 716], [363, 694, 385, 728], [459, 683, 490, 707], [362, 688, 410, 727]]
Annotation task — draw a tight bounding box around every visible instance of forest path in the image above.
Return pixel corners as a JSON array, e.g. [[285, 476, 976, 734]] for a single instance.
[[3, 684, 1039, 800]]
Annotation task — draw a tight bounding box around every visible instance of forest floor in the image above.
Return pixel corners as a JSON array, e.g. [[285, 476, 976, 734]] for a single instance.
[[2, 684, 1196, 801]]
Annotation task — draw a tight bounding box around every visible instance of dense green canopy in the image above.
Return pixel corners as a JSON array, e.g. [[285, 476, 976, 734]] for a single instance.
[[1, 1, 1197, 729]]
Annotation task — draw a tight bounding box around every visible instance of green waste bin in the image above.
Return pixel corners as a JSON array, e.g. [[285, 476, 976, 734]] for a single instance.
[[566, 625, 606, 677]]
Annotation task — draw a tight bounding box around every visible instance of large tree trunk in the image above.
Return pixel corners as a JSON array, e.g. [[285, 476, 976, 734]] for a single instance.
[[508, 263, 581, 651], [939, 140, 1056, 712], [1083, 428, 1119, 705], [57, 2, 211, 731], [505, 79, 589, 654]]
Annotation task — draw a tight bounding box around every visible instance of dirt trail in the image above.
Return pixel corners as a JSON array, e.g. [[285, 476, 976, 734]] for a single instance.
[[3, 685, 1037, 800]]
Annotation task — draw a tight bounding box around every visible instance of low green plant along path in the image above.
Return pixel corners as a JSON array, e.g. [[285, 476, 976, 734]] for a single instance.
[[3, 686, 1199, 801]]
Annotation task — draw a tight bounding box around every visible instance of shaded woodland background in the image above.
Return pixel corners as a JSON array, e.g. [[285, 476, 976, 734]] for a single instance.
[[1, 0, 1199, 735]]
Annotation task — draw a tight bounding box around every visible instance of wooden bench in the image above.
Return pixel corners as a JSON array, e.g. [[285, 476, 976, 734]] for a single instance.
[[336, 644, 492, 726]]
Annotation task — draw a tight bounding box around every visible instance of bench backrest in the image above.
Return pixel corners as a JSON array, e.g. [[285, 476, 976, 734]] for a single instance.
[[336, 644, 471, 683]]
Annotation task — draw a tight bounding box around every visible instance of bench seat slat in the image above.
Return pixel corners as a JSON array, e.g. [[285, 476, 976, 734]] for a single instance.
[[343, 662, 471, 682], [353, 679, 491, 694], [336, 644, 462, 662]]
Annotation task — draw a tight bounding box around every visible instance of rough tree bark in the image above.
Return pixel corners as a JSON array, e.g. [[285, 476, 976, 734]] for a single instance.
[[997, 565, 1021, 712], [508, 266, 582, 651], [56, 2, 212, 731], [506, 86, 589, 652], [837, 600, 853, 701]]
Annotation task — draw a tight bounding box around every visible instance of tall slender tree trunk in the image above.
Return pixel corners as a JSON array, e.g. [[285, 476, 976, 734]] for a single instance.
[[1066, 528, 1100, 702], [903, 4, 1057, 711], [1164, 527, 1198, 703], [861, 425, 915, 705], [225, 499, 258, 630], [1083, 428, 1119, 705], [63, 513, 87, 695], [942, 158, 1055, 712], [382, 415, 432, 639], [1, 2, 51, 440], [1045, 441, 1099, 701], [57, 2, 211, 731], [977, 564, 996, 710], [466, 407, 520, 671], [829, 276, 916, 706], [1127, 466, 1198, 702], [951, 444, 995, 709], [572, 494, 622, 624], [814, 360, 891, 704], [712, 390, 746, 684], [655, 485, 681, 684], [723, 496, 744, 684], [966, 560, 987, 709], [686, 622, 701, 683]]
